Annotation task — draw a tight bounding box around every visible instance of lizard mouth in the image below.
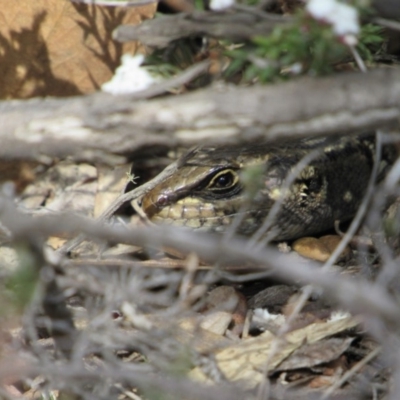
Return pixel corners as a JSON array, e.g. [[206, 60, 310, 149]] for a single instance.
[[142, 191, 244, 229], [141, 191, 172, 219]]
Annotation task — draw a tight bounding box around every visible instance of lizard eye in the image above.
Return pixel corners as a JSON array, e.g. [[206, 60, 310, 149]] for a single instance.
[[208, 169, 239, 190], [194, 168, 242, 199]]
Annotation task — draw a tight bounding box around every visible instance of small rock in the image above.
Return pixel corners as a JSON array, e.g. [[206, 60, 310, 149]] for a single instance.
[[292, 237, 331, 262], [293, 235, 351, 262], [319, 235, 351, 261]]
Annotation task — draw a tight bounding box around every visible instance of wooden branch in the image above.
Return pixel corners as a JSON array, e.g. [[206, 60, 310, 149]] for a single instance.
[[0, 68, 399, 163], [113, 9, 290, 48]]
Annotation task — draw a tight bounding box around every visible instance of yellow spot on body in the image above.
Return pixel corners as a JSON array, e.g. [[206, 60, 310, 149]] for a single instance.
[[154, 208, 170, 220], [168, 204, 184, 220], [201, 219, 216, 228], [343, 191, 352, 202], [185, 219, 202, 228], [179, 197, 200, 205], [270, 188, 283, 200], [154, 217, 174, 224], [199, 203, 216, 218], [182, 206, 201, 219]]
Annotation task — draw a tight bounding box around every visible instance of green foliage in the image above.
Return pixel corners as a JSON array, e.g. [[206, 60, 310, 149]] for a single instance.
[[146, 3, 384, 86], [145, 39, 201, 75], [241, 165, 265, 201], [225, 8, 384, 83], [243, 0, 262, 6], [144, 53, 181, 79], [225, 13, 346, 82], [383, 213, 400, 239], [357, 23, 384, 60], [40, 392, 59, 400], [194, 0, 205, 10], [6, 242, 39, 311]]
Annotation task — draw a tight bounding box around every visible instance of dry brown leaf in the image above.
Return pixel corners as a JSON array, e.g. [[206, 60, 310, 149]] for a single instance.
[[189, 316, 359, 388], [21, 162, 98, 216], [47, 236, 68, 250], [275, 337, 353, 371], [307, 355, 348, 388], [308, 375, 337, 389], [169, 317, 231, 353], [0, 0, 156, 98], [94, 165, 129, 218], [200, 311, 232, 336]]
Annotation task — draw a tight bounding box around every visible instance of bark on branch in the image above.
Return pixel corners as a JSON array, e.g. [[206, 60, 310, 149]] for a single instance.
[[0, 68, 399, 163], [113, 8, 290, 48]]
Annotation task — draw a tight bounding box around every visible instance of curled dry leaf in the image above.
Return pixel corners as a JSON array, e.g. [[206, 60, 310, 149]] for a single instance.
[[275, 337, 354, 371], [0, 0, 156, 98], [200, 311, 233, 336], [201, 286, 248, 336], [189, 316, 359, 388]]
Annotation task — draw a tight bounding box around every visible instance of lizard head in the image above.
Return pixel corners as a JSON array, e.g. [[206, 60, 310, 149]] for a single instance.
[[139, 142, 312, 236], [140, 146, 261, 232], [139, 136, 377, 240]]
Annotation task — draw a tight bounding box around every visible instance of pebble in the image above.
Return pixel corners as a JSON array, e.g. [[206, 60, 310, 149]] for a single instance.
[[292, 235, 351, 262]]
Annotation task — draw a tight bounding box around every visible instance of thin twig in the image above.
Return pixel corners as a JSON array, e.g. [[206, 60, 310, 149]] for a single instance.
[[65, 258, 208, 269], [321, 346, 381, 399], [349, 45, 367, 73], [374, 17, 400, 31]]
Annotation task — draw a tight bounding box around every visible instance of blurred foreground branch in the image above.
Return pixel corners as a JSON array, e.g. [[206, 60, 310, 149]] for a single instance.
[[0, 197, 399, 329], [0, 68, 399, 163]]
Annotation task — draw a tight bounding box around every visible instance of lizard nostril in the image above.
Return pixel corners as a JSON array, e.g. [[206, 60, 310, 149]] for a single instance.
[[142, 191, 170, 219]]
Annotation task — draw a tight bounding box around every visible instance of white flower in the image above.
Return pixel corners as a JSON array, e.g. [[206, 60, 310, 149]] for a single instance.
[[306, 0, 360, 45], [102, 54, 157, 95], [328, 310, 352, 322], [209, 0, 234, 11], [306, 0, 337, 19], [253, 308, 286, 324]]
